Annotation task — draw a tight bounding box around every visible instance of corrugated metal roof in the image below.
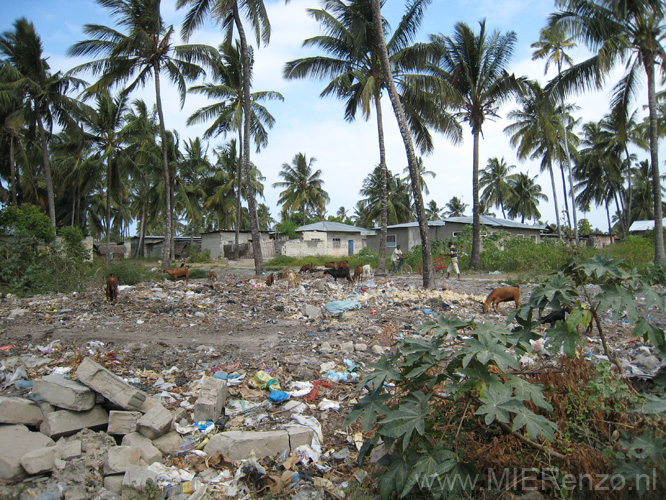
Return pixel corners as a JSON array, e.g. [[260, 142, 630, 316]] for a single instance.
[[629, 219, 666, 232], [297, 221, 376, 235], [377, 217, 544, 230]]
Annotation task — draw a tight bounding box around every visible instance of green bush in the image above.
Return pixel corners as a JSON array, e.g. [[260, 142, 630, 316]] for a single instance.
[[185, 247, 211, 263], [189, 268, 209, 280], [265, 253, 377, 271], [104, 261, 154, 286]]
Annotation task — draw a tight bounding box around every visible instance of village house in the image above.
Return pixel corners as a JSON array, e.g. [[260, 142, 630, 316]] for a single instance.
[[280, 221, 375, 258]]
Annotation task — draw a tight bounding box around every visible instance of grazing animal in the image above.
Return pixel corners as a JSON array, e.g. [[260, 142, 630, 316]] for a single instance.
[[208, 271, 217, 283], [539, 305, 573, 327], [483, 286, 521, 314], [362, 264, 373, 279], [299, 264, 313, 274], [163, 267, 189, 285], [323, 267, 353, 283], [277, 269, 300, 289], [266, 273, 276, 286], [324, 260, 349, 270], [106, 274, 118, 303], [352, 265, 363, 282]]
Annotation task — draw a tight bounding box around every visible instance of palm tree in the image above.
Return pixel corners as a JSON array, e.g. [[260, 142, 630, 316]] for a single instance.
[[188, 41, 282, 259], [479, 157, 516, 220], [507, 173, 547, 223], [0, 18, 85, 226], [178, 0, 273, 274], [402, 157, 436, 195], [549, 0, 666, 263], [69, 0, 216, 267], [285, 0, 459, 279], [79, 92, 132, 263], [273, 153, 330, 224], [504, 81, 579, 239], [428, 20, 523, 268], [444, 196, 468, 217], [425, 200, 443, 220], [531, 23, 579, 241], [574, 120, 628, 236], [369, 0, 437, 286], [357, 166, 413, 226]]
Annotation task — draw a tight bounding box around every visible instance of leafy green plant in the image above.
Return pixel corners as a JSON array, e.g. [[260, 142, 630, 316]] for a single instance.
[[346, 254, 666, 498], [184, 247, 211, 263]]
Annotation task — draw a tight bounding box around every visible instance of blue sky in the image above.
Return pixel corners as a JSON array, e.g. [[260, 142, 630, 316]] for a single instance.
[[4, 0, 664, 233]]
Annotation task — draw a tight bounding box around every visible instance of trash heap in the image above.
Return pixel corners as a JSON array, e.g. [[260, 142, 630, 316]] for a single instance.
[[1, 273, 664, 499]]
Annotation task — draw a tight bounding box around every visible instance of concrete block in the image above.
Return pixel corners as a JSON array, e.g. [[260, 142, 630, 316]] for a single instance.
[[0, 425, 55, 481], [136, 405, 171, 439], [107, 411, 142, 435], [121, 433, 162, 465], [286, 426, 316, 449], [301, 304, 321, 318], [192, 376, 228, 423], [122, 465, 159, 490], [152, 431, 184, 456], [104, 446, 142, 475], [0, 396, 44, 426], [40, 406, 108, 439], [138, 395, 164, 414], [33, 374, 96, 411], [56, 439, 82, 460], [20, 446, 57, 475], [204, 430, 289, 461], [104, 474, 124, 494], [75, 358, 146, 410]]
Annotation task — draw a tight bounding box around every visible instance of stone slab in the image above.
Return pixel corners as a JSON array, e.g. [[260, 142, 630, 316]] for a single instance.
[[107, 411, 142, 435], [33, 374, 96, 411], [20, 446, 57, 475], [122, 465, 159, 490], [121, 433, 162, 465], [0, 396, 44, 426], [0, 425, 55, 481], [75, 358, 146, 410], [56, 439, 82, 460], [151, 431, 184, 456], [136, 405, 171, 439], [40, 406, 109, 439], [204, 430, 289, 461], [104, 446, 142, 475], [192, 376, 228, 423]]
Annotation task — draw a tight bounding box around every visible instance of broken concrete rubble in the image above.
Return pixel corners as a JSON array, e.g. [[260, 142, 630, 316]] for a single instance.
[[33, 373, 96, 411], [40, 405, 109, 439], [75, 357, 146, 410], [192, 375, 228, 422], [107, 410, 142, 435], [0, 424, 55, 481], [121, 432, 162, 465], [0, 395, 43, 426], [204, 430, 290, 461], [136, 404, 172, 439]]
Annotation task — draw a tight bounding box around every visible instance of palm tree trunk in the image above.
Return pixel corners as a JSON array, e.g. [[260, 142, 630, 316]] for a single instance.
[[36, 110, 56, 227], [559, 162, 572, 229], [234, 6, 264, 273], [558, 61, 577, 242], [645, 56, 666, 263], [371, 0, 432, 288], [105, 160, 112, 266], [234, 133, 242, 261], [605, 201, 612, 238], [9, 135, 17, 206], [170, 177, 176, 261], [153, 63, 172, 268], [375, 96, 388, 275], [470, 129, 482, 268], [547, 158, 563, 241]]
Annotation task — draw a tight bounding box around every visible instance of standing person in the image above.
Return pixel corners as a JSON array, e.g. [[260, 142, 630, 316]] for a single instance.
[[446, 241, 460, 280], [391, 245, 405, 273]]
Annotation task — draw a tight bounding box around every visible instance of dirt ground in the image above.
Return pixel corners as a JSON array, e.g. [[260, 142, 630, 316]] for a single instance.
[[0, 261, 661, 498]]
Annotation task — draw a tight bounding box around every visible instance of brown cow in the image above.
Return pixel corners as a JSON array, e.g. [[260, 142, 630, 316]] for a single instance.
[[106, 274, 118, 303], [324, 260, 349, 270], [163, 267, 189, 285], [483, 286, 521, 314], [299, 264, 313, 274], [352, 265, 363, 283]]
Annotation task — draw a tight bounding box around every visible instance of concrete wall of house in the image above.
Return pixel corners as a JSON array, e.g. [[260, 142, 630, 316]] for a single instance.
[[280, 231, 366, 257], [201, 232, 253, 259], [366, 223, 541, 252]]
